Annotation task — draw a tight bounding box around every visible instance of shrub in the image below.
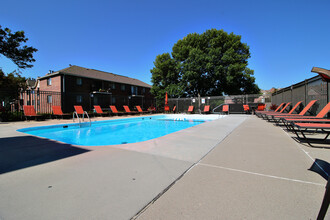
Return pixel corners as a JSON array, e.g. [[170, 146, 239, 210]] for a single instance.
[[269, 104, 278, 111], [0, 111, 24, 122]]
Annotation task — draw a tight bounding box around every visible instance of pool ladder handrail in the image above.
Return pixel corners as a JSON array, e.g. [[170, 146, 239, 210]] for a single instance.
[[73, 111, 91, 127], [212, 104, 228, 115]]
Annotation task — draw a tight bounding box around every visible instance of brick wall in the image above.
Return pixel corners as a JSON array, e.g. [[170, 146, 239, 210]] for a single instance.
[[39, 75, 62, 92]]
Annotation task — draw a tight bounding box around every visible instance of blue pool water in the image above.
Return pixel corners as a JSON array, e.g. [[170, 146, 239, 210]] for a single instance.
[[18, 115, 216, 146]]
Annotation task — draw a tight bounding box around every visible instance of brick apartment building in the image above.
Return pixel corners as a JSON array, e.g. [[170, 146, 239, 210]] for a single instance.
[[32, 65, 153, 113]]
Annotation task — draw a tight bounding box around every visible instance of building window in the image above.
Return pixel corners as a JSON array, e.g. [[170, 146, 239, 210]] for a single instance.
[[76, 95, 82, 103], [47, 95, 52, 103], [112, 83, 116, 90], [47, 78, 51, 86], [76, 78, 82, 85], [121, 84, 125, 91], [93, 96, 98, 105], [142, 88, 145, 94], [112, 97, 116, 104], [131, 86, 138, 95]]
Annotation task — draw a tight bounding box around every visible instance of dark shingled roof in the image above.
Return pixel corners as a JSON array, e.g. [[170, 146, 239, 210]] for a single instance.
[[38, 65, 151, 88]]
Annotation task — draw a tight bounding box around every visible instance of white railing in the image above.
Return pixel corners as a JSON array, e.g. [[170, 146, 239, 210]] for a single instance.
[[73, 111, 91, 127]]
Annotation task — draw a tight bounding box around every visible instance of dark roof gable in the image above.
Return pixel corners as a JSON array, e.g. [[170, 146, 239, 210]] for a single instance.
[[39, 65, 151, 88]]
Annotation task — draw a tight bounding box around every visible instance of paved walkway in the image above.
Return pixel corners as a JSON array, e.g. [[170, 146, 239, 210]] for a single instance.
[[0, 115, 329, 219], [136, 116, 330, 219]]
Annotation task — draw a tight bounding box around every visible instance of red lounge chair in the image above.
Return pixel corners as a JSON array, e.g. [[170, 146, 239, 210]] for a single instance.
[[110, 105, 124, 116], [136, 106, 148, 114], [269, 100, 317, 124], [23, 105, 43, 120], [74, 105, 89, 121], [274, 100, 317, 118], [172, 106, 176, 113], [188, 106, 194, 113], [203, 105, 210, 114], [263, 101, 302, 121], [260, 102, 291, 119], [257, 103, 266, 111], [94, 105, 108, 117], [243, 105, 250, 113], [222, 105, 229, 114], [281, 101, 330, 128], [123, 105, 138, 114], [52, 106, 71, 119], [291, 122, 330, 147], [164, 106, 170, 111], [256, 102, 285, 117]]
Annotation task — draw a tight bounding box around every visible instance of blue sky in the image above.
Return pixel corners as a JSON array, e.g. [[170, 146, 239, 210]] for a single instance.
[[1, 0, 329, 90]]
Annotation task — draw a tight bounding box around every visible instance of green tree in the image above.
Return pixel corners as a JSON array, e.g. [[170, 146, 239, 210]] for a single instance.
[[0, 25, 38, 68], [150, 29, 260, 103], [150, 53, 184, 107], [0, 69, 26, 103], [0, 25, 37, 114]]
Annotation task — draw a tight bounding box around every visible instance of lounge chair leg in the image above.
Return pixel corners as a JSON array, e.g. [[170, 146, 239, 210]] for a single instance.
[[298, 128, 315, 147], [322, 130, 330, 141]]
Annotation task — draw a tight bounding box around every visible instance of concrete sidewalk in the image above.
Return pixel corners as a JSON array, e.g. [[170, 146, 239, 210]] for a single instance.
[[136, 116, 330, 219], [0, 115, 329, 219], [0, 115, 246, 219]]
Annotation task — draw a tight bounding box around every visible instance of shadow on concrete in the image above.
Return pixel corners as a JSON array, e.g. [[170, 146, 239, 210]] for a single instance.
[[309, 158, 330, 180], [0, 136, 90, 175], [291, 136, 330, 149]]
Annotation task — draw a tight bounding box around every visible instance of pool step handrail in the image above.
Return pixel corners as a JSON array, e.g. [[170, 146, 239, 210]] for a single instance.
[[83, 111, 91, 127], [212, 105, 222, 114], [212, 104, 229, 114], [72, 105, 92, 127], [73, 111, 81, 124], [73, 110, 91, 127]]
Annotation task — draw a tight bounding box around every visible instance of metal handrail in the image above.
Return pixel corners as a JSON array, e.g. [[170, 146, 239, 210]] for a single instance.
[[73, 111, 91, 127], [73, 111, 81, 124], [212, 104, 228, 114], [83, 111, 91, 126], [212, 104, 223, 113]]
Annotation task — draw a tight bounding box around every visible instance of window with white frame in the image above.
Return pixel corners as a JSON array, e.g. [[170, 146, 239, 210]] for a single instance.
[[47, 95, 52, 103], [47, 78, 51, 86]]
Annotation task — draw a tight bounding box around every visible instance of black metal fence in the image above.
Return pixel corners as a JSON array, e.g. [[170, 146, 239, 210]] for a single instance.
[[272, 75, 328, 115], [19, 90, 62, 114], [1, 89, 156, 114], [168, 94, 270, 113]]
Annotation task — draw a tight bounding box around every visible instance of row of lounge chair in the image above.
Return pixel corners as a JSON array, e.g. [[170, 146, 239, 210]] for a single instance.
[[23, 105, 153, 120], [256, 100, 330, 147], [170, 104, 264, 114], [171, 105, 210, 114], [24, 103, 262, 120]]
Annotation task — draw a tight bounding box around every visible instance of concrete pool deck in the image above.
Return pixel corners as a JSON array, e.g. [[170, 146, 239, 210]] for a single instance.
[[0, 114, 329, 219]]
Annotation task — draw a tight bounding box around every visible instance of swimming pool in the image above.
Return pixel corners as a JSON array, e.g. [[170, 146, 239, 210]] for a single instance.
[[18, 114, 224, 146]]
